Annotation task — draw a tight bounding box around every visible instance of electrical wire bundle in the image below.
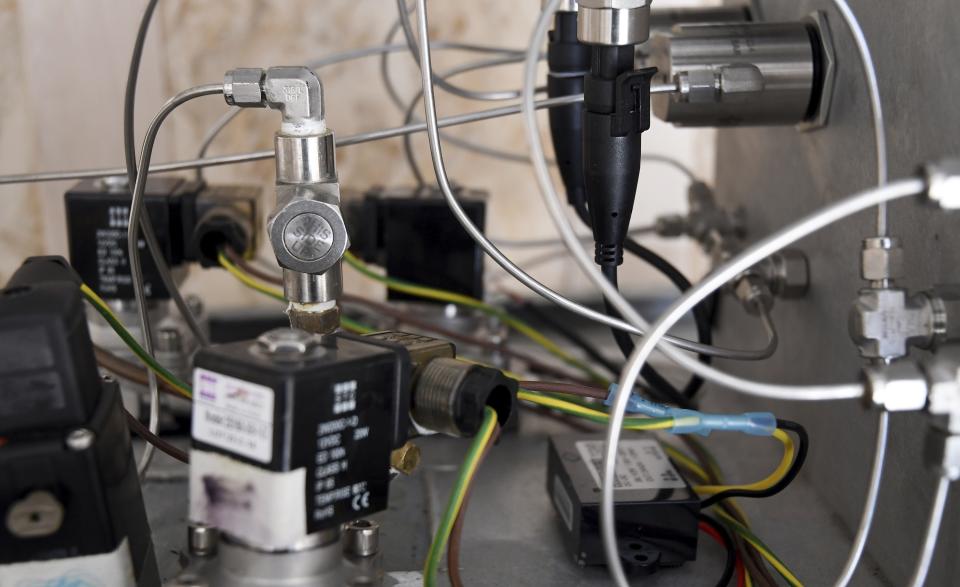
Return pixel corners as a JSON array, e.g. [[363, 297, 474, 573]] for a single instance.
[[3, 0, 949, 584]]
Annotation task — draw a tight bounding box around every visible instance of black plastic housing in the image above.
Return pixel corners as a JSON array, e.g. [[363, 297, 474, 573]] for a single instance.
[[192, 333, 412, 533], [0, 256, 159, 586], [347, 186, 487, 301], [64, 179, 259, 297], [547, 434, 699, 575], [64, 178, 201, 300], [0, 257, 101, 434], [547, 11, 592, 221], [583, 47, 657, 266]]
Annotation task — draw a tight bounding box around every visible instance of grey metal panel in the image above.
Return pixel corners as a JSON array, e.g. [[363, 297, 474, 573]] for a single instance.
[[715, 1, 960, 584]]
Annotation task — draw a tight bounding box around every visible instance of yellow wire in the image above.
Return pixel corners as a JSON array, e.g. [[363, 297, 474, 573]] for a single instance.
[[714, 509, 803, 587], [217, 251, 286, 302], [342, 251, 607, 383], [745, 569, 753, 587], [694, 429, 794, 495], [517, 391, 674, 431], [81, 283, 193, 399], [663, 445, 710, 482]]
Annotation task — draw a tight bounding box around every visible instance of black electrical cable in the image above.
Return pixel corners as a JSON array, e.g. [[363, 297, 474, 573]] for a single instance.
[[623, 237, 715, 399], [699, 513, 737, 587], [700, 419, 809, 509], [123, 0, 159, 187], [601, 263, 693, 407]]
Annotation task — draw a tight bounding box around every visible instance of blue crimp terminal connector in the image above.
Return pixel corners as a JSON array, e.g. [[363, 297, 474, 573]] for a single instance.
[[605, 384, 777, 437]]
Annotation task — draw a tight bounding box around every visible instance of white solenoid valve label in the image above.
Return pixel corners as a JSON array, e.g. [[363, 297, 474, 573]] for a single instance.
[[576, 439, 686, 491], [192, 369, 275, 463]]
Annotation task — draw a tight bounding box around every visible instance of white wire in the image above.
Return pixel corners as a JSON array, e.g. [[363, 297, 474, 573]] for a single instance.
[[600, 178, 924, 586], [830, 0, 889, 234], [908, 475, 951, 587], [827, 3, 893, 581], [834, 410, 889, 587]]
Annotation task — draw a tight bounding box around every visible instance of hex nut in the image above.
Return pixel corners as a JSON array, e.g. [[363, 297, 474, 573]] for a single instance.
[[765, 250, 809, 298], [256, 328, 322, 355], [861, 237, 904, 282], [864, 361, 927, 412], [925, 158, 960, 210], [223, 68, 264, 107], [926, 284, 960, 347]]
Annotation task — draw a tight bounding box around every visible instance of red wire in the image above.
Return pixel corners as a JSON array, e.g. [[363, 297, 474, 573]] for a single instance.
[[698, 521, 746, 587]]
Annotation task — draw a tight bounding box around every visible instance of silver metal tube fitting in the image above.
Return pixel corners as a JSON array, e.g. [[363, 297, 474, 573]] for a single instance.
[[275, 134, 336, 184], [924, 158, 960, 209], [343, 520, 380, 558], [648, 19, 831, 127], [223, 66, 348, 327]]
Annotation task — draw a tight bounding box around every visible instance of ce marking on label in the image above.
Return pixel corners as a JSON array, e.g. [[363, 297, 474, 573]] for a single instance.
[[351, 492, 371, 511]]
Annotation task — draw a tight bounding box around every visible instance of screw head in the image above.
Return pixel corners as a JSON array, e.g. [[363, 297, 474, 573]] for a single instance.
[[65, 428, 95, 451], [283, 213, 334, 262]]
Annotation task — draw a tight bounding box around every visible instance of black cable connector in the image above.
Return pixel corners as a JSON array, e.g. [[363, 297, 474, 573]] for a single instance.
[[547, 11, 591, 223], [583, 45, 656, 267]]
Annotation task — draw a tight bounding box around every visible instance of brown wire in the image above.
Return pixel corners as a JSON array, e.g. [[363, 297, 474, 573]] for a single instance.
[[95, 345, 190, 464], [518, 380, 607, 400], [226, 250, 777, 581], [223, 248, 595, 385], [447, 420, 502, 587], [94, 346, 185, 399], [124, 409, 189, 464]]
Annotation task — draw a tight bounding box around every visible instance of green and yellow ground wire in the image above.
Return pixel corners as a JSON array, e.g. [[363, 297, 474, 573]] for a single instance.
[[343, 251, 609, 384], [80, 283, 193, 399], [216, 251, 374, 335], [714, 509, 803, 587], [423, 406, 499, 587]]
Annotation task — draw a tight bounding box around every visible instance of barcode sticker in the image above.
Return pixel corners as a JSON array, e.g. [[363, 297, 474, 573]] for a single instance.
[[576, 439, 685, 490]]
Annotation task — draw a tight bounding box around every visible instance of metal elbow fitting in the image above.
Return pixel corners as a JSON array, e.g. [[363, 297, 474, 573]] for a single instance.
[[224, 66, 325, 134]]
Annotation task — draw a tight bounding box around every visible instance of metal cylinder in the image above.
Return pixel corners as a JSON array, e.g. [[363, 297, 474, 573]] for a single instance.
[[578, 5, 650, 46], [649, 22, 822, 126], [215, 532, 343, 587], [275, 133, 336, 184], [343, 520, 380, 558], [188, 523, 220, 557], [283, 264, 342, 305], [648, 6, 752, 34]]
